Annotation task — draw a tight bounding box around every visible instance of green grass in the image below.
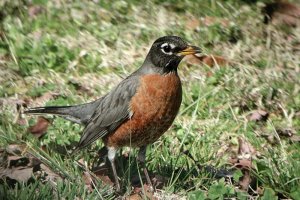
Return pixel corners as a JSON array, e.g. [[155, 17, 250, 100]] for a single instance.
[[1, 0, 300, 199]]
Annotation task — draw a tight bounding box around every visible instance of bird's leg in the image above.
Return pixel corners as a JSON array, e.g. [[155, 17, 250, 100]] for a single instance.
[[108, 147, 121, 192], [137, 146, 153, 190]]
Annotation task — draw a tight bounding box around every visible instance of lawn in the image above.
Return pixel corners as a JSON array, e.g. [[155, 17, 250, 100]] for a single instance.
[[0, 0, 299, 199]]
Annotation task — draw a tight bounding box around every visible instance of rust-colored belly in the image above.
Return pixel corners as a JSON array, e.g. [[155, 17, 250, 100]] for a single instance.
[[104, 72, 182, 148]]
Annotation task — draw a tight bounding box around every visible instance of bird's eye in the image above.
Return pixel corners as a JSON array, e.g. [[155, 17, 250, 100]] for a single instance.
[[163, 45, 171, 53], [161, 43, 174, 55]]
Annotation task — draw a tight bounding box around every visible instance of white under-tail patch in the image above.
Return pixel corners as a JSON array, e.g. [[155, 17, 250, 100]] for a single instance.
[[107, 147, 117, 161]]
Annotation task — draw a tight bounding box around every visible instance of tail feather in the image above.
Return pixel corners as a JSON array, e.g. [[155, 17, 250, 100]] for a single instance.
[[24, 99, 102, 125], [24, 106, 82, 124], [24, 106, 73, 115]]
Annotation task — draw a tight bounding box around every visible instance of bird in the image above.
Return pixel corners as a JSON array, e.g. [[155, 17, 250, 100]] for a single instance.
[[24, 36, 201, 192]]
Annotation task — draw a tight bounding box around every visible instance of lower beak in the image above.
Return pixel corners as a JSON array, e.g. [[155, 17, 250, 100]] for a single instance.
[[177, 45, 201, 56]]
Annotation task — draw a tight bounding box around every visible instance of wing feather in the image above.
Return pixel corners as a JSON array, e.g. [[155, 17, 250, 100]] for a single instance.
[[75, 75, 140, 150]]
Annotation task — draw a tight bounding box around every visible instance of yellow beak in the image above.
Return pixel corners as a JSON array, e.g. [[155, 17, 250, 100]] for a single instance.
[[177, 45, 201, 56]]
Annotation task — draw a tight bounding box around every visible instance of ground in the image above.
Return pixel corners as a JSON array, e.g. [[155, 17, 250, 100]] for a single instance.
[[0, 0, 300, 199]]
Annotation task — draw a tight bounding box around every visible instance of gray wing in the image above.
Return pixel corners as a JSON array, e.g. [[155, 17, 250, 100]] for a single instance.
[[75, 75, 140, 150]]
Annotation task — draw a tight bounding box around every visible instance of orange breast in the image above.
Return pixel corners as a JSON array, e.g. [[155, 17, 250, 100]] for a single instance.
[[104, 72, 182, 148]]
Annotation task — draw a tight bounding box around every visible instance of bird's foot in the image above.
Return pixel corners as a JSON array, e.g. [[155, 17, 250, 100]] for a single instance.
[[142, 167, 154, 192]]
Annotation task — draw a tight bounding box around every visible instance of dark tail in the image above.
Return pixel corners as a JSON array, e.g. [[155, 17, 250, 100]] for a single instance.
[[24, 99, 102, 125], [24, 106, 72, 115]]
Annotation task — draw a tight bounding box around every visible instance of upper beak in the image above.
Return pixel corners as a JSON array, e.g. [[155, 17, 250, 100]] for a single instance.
[[177, 45, 201, 56]]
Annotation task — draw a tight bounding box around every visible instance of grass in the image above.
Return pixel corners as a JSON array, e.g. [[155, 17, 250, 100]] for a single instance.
[[0, 0, 300, 199]]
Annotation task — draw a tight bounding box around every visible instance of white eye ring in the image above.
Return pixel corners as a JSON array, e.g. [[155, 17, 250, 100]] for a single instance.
[[161, 43, 175, 55]]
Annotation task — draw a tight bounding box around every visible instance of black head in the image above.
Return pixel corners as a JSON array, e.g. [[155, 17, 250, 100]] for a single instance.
[[142, 36, 201, 74]]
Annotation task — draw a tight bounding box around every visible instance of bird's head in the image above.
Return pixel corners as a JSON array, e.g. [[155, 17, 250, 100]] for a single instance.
[[143, 36, 201, 74]]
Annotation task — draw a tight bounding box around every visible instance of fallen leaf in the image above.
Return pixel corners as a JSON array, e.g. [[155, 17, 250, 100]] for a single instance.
[[228, 157, 238, 165], [28, 5, 44, 18], [17, 117, 28, 126], [0, 98, 28, 126], [276, 127, 296, 137], [257, 186, 264, 195], [238, 137, 256, 159], [151, 175, 168, 189], [290, 135, 300, 142], [7, 156, 30, 168], [234, 159, 252, 169], [93, 166, 114, 186], [263, 1, 300, 27], [184, 55, 201, 66], [0, 98, 27, 108], [239, 170, 251, 190], [30, 30, 42, 41], [40, 164, 61, 183], [293, 42, 300, 52], [6, 144, 26, 155], [126, 184, 156, 200], [125, 193, 142, 200], [28, 116, 50, 138], [77, 158, 86, 166], [266, 134, 278, 145], [247, 109, 269, 122], [185, 17, 200, 31], [68, 79, 94, 96], [185, 54, 228, 68], [0, 155, 33, 184], [0, 166, 33, 183], [200, 55, 228, 67], [0, 146, 61, 188], [83, 171, 93, 192], [200, 16, 230, 27], [229, 138, 256, 190]]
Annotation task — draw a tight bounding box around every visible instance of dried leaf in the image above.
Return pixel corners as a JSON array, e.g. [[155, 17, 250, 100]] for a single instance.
[[82, 171, 93, 192], [290, 135, 300, 142], [248, 109, 269, 122], [293, 42, 300, 52], [93, 166, 114, 186], [263, 1, 300, 26], [28, 5, 44, 18], [257, 186, 264, 195], [28, 116, 50, 138], [266, 135, 278, 145], [276, 127, 296, 137], [151, 174, 168, 189], [0, 155, 32, 183], [125, 193, 143, 200], [228, 138, 256, 190], [17, 117, 27, 126], [185, 55, 202, 65], [234, 159, 252, 169], [126, 184, 156, 200], [185, 54, 228, 68], [7, 156, 30, 168], [40, 164, 62, 183], [238, 137, 256, 159], [6, 144, 26, 155], [200, 55, 228, 67], [201, 16, 230, 27], [0, 147, 61, 187], [185, 17, 200, 31], [68, 79, 94, 96], [239, 170, 251, 190], [228, 157, 238, 165], [0, 98, 27, 108], [0, 166, 33, 183]]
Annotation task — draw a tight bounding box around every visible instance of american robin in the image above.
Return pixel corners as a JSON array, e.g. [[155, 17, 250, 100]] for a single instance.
[[24, 36, 201, 191]]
